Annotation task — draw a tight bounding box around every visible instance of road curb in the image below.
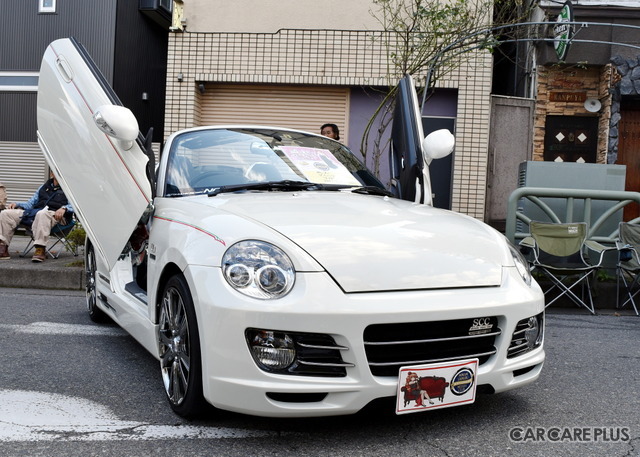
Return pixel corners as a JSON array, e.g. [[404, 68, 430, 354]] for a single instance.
[[0, 235, 84, 290], [0, 262, 84, 290]]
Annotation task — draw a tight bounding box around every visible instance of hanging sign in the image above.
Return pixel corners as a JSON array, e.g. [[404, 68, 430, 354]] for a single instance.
[[554, 1, 574, 61]]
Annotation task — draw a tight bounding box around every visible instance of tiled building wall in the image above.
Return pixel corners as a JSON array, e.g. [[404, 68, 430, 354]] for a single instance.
[[450, 52, 493, 218], [166, 30, 493, 219], [533, 65, 612, 163]]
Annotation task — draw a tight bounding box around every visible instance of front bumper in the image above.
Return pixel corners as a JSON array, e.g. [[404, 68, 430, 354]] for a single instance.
[[186, 265, 545, 417]]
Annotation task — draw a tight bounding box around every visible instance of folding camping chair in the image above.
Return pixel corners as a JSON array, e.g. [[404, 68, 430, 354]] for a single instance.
[[20, 215, 79, 259], [615, 222, 640, 316], [520, 221, 611, 314]]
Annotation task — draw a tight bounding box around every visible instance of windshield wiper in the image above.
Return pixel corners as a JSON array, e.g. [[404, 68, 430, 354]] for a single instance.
[[207, 181, 393, 197], [208, 180, 322, 197], [350, 186, 394, 197]]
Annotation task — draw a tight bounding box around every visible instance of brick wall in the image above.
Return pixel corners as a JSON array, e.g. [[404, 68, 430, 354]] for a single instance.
[[533, 64, 612, 163]]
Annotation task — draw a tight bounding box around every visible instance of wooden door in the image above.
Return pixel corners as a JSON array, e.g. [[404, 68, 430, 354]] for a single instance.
[[543, 115, 599, 163], [618, 104, 640, 221]]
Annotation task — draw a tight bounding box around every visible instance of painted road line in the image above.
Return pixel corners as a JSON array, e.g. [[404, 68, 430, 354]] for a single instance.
[[0, 322, 127, 337], [0, 390, 278, 441]]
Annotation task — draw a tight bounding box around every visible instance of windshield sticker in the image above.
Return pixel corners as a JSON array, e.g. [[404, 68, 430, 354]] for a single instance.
[[278, 146, 360, 186]]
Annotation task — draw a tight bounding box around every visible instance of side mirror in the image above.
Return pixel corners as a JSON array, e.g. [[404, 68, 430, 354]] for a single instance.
[[93, 105, 139, 150], [422, 129, 455, 163]]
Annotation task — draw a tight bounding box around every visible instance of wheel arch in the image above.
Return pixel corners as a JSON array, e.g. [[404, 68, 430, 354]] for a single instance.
[[153, 262, 184, 323]]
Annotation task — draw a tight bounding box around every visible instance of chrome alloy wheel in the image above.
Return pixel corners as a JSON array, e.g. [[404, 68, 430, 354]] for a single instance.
[[159, 285, 190, 406], [85, 243, 106, 322], [157, 275, 205, 417]]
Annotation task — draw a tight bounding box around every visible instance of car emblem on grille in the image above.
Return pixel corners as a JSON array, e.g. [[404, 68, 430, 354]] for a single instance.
[[468, 317, 493, 335]]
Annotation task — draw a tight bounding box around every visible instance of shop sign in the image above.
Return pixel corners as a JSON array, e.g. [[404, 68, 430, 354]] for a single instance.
[[549, 91, 586, 103], [554, 1, 574, 61]]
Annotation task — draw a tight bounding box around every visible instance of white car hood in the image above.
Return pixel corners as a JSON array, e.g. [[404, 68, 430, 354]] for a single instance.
[[211, 192, 505, 293]]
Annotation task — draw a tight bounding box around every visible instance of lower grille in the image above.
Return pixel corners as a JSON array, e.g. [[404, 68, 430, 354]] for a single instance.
[[364, 317, 500, 377], [293, 333, 353, 377]]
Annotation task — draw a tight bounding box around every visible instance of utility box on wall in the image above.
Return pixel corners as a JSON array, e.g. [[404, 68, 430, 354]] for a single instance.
[[517, 161, 627, 239]]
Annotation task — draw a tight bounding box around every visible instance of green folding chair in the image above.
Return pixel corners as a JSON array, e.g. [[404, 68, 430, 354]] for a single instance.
[[20, 215, 78, 259], [616, 222, 640, 316], [520, 221, 611, 314]]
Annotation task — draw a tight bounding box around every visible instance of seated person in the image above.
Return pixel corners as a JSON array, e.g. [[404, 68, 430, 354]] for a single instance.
[[0, 182, 6, 210], [0, 172, 73, 262]]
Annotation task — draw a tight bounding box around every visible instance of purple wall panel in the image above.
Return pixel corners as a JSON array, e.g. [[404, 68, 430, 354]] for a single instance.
[[347, 86, 458, 185]]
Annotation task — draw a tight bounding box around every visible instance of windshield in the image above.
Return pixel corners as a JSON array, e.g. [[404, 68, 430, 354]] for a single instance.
[[162, 128, 384, 197]]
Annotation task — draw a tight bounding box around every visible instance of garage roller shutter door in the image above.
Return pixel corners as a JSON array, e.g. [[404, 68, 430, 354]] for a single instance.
[[0, 142, 47, 202], [200, 84, 350, 142]]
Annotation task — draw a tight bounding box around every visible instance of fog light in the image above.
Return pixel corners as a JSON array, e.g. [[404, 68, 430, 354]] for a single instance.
[[249, 330, 295, 371], [524, 316, 542, 349]]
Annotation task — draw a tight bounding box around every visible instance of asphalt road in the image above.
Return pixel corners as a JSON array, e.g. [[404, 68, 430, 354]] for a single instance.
[[0, 288, 638, 457]]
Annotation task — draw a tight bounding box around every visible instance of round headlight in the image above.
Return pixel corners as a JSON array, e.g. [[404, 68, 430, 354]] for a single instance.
[[257, 265, 289, 294], [227, 264, 252, 288], [222, 240, 295, 299]]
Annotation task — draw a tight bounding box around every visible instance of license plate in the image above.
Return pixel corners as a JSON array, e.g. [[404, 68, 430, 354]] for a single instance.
[[395, 358, 478, 415]]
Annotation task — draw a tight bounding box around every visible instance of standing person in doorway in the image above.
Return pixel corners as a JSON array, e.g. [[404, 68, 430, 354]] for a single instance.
[[320, 123, 340, 141]]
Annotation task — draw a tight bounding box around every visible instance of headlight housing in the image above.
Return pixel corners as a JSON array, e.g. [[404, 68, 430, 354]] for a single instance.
[[509, 242, 532, 286], [222, 240, 295, 299]]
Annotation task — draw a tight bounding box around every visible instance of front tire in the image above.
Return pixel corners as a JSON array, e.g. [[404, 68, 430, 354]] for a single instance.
[[158, 274, 207, 418], [86, 242, 107, 323]]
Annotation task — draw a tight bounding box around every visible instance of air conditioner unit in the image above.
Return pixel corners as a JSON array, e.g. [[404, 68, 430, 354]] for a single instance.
[[139, 0, 172, 29]]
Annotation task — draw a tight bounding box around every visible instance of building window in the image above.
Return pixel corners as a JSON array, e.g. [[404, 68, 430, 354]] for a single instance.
[[0, 72, 39, 91], [39, 0, 56, 14], [159, 0, 172, 13]]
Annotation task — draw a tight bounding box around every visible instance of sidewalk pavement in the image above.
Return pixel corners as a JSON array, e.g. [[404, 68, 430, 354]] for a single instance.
[[0, 235, 84, 290]]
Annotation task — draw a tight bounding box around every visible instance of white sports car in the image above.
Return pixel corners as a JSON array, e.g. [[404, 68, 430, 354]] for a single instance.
[[37, 38, 544, 418]]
